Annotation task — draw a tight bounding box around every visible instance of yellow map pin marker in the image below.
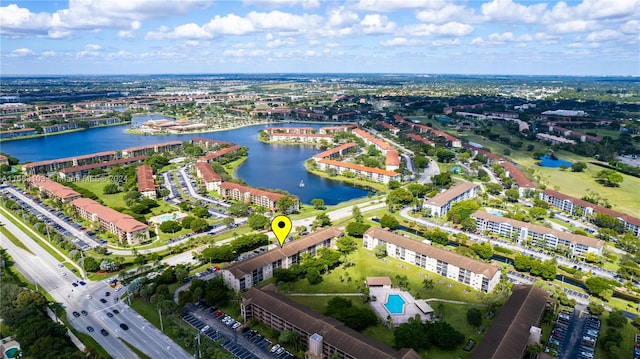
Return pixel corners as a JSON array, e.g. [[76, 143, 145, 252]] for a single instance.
[[271, 215, 292, 248]]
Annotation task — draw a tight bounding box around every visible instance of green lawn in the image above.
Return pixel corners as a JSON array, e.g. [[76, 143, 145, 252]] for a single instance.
[[594, 312, 638, 359], [72, 181, 127, 208], [456, 131, 640, 217]]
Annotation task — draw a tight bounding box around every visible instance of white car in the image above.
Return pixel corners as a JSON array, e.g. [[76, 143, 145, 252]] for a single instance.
[[270, 344, 280, 353], [201, 325, 210, 332], [232, 322, 241, 329], [61, 272, 66, 276], [86, 295, 92, 299]]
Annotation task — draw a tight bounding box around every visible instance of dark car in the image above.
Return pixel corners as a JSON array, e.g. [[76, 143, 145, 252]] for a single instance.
[[72, 282, 79, 287], [87, 326, 94, 333], [79, 281, 86, 286], [106, 312, 114, 318], [105, 292, 111, 297], [119, 323, 129, 331], [113, 309, 119, 315], [72, 311, 81, 318], [81, 310, 88, 316], [100, 329, 109, 336], [100, 298, 107, 304]]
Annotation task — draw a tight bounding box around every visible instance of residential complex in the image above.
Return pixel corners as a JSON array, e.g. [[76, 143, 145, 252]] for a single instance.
[[58, 156, 147, 179], [311, 143, 357, 161], [471, 210, 604, 256], [363, 227, 501, 292], [353, 128, 394, 154], [22, 151, 117, 175], [197, 145, 242, 163], [471, 285, 551, 359], [540, 189, 640, 237], [194, 162, 222, 191], [70, 198, 149, 245], [136, 165, 156, 199], [423, 182, 479, 217], [241, 285, 420, 359], [218, 182, 299, 212], [26, 175, 81, 203], [393, 114, 462, 147], [317, 159, 401, 184], [122, 141, 183, 157], [221, 227, 342, 291]]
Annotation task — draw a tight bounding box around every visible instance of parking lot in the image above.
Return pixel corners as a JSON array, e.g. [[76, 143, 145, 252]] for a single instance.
[[545, 308, 600, 359], [182, 303, 295, 359]]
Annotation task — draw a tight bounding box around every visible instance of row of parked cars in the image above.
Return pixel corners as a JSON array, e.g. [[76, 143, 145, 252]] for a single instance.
[[243, 329, 294, 359], [578, 315, 601, 359], [545, 309, 574, 357]]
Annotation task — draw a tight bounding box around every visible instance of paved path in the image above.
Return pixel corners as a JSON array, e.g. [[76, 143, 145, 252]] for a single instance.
[[423, 298, 487, 306], [418, 157, 440, 184]]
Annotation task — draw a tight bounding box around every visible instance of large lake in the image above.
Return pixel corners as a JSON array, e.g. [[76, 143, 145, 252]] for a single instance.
[[1, 116, 369, 204]]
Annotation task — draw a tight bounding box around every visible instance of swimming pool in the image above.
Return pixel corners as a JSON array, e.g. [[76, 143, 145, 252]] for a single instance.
[[5, 347, 19, 359], [384, 294, 406, 315], [488, 209, 504, 217]]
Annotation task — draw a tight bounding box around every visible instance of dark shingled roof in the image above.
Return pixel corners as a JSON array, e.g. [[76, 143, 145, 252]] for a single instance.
[[223, 227, 342, 278], [470, 285, 550, 359], [243, 285, 421, 359]]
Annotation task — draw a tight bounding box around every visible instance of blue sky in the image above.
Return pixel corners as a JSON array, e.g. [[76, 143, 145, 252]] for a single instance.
[[2, 0, 638, 76]]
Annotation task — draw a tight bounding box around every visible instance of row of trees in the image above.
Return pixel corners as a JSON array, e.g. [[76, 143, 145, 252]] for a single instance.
[[394, 315, 465, 351], [200, 233, 269, 263], [513, 254, 557, 280]]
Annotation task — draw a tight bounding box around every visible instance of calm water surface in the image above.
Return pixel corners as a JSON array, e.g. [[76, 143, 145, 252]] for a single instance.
[[1, 116, 369, 204]]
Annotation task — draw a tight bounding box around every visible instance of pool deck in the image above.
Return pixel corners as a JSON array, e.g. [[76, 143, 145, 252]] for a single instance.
[[369, 287, 431, 326]]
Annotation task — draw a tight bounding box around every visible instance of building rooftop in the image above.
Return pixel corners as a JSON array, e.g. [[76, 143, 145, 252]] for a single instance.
[[542, 189, 640, 227], [312, 143, 357, 159], [59, 155, 147, 174], [364, 227, 500, 278], [243, 285, 421, 359], [470, 285, 550, 359], [424, 182, 478, 207], [195, 162, 221, 183], [136, 165, 156, 192], [27, 175, 80, 200], [472, 210, 605, 249], [219, 181, 296, 203], [70, 197, 148, 233], [318, 159, 401, 177]]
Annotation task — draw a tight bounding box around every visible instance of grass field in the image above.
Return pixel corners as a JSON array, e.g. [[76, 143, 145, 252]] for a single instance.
[[594, 311, 639, 359], [456, 131, 640, 217]]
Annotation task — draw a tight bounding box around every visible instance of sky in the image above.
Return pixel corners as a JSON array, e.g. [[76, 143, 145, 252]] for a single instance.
[[1, 0, 639, 76]]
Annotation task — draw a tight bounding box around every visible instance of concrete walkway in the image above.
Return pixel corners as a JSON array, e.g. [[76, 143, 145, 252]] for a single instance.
[[423, 298, 488, 306], [286, 293, 363, 296]]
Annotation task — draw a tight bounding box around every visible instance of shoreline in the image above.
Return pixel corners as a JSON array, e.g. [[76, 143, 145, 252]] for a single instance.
[[304, 162, 385, 194], [0, 121, 129, 142], [125, 119, 277, 136]]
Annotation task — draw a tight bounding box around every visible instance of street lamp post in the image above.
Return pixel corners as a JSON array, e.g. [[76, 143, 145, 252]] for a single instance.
[[157, 305, 164, 332]]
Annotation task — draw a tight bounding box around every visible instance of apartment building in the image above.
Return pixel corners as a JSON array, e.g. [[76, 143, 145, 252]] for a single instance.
[[70, 198, 149, 245], [318, 125, 357, 134], [188, 137, 233, 149], [121, 141, 183, 157], [312, 143, 357, 161], [268, 133, 334, 143], [423, 182, 479, 217], [58, 155, 147, 180], [222, 227, 342, 291], [363, 227, 501, 292], [197, 145, 242, 163], [471, 210, 604, 256], [386, 150, 400, 171], [136, 165, 156, 199], [241, 285, 421, 359], [194, 162, 222, 191], [407, 133, 435, 147], [499, 161, 536, 195], [26, 175, 81, 203], [317, 159, 401, 184], [21, 151, 117, 175], [540, 189, 640, 237], [353, 128, 394, 154], [218, 182, 299, 212]]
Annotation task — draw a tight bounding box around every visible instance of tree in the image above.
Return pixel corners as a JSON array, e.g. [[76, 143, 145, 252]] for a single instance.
[[374, 244, 387, 258], [306, 270, 323, 285], [431, 172, 452, 187], [325, 297, 378, 331], [471, 242, 493, 260], [595, 169, 624, 187], [228, 202, 250, 217], [222, 217, 235, 227], [436, 148, 456, 163], [103, 183, 120, 194], [192, 206, 210, 218], [387, 180, 401, 189], [181, 216, 195, 229], [380, 213, 399, 229], [585, 277, 614, 297], [484, 183, 503, 195], [466, 308, 483, 327], [607, 310, 628, 328], [311, 198, 325, 210], [422, 278, 434, 291], [248, 214, 270, 230], [190, 218, 208, 233], [617, 232, 640, 255], [201, 245, 235, 263], [529, 207, 547, 219], [588, 301, 605, 316], [352, 206, 363, 222], [336, 236, 358, 254], [345, 221, 371, 237], [387, 188, 414, 209], [276, 196, 296, 214], [313, 212, 332, 228], [447, 200, 480, 224], [159, 220, 182, 233], [279, 330, 300, 352], [82, 256, 100, 272], [504, 188, 520, 202], [571, 162, 587, 172]]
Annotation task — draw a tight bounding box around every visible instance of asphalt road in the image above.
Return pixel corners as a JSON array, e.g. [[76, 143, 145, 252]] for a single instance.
[[418, 157, 440, 184], [0, 211, 191, 359]]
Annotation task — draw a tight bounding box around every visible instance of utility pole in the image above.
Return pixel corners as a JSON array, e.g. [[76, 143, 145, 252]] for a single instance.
[[157, 305, 164, 332]]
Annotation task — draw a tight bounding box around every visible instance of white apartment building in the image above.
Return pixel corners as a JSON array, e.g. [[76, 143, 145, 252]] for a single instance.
[[423, 182, 479, 217], [363, 228, 501, 292]]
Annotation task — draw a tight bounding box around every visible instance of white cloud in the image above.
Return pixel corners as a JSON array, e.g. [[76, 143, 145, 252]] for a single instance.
[[222, 48, 270, 57], [431, 38, 461, 46], [326, 6, 359, 28], [247, 11, 322, 32], [402, 22, 473, 37], [204, 14, 255, 35], [380, 37, 424, 47], [415, 4, 482, 25], [481, 0, 548, 24], [586, 29, 621, 42], [471, 31, 556, 46], [242, 0, 320, 10], [85, 44, 102, 51], [547, 20, 595, 34], [41, 50, 57, 57], [266, 38, 297, 48], [354, 0, 438, 12], [620, 20, 640, 34], [118, 30, 135, 38], [7, 48, 35, 57], [1, 4, 55, 36], [360, 14, 396, 34]]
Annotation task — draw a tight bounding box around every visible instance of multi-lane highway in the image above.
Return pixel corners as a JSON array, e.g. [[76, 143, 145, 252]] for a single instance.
[[0, 211, 191, 359]]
